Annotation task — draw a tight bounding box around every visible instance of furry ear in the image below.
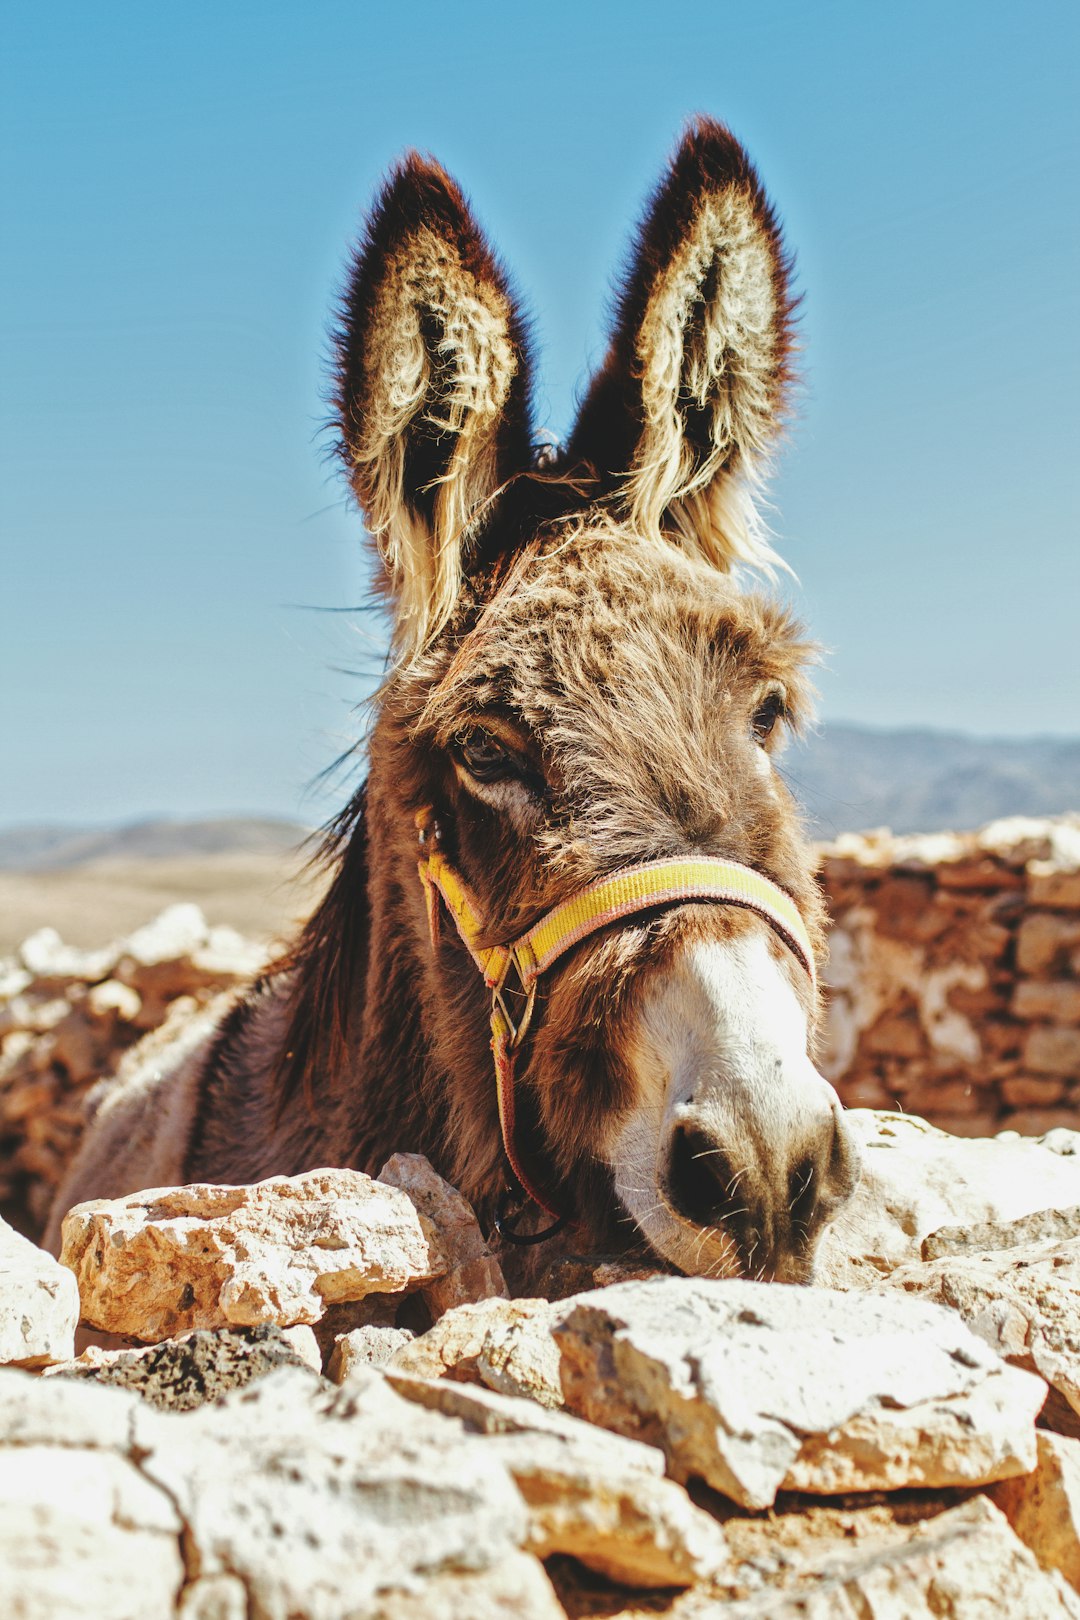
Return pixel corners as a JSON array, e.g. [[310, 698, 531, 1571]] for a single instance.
[[333, 155, 533, 661], [568, 117, 797, 574]]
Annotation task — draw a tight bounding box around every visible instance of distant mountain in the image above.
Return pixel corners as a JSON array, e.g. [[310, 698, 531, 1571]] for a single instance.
[[786, 724, 1080, 837], [0, 817, 311, 872], [2, 726, 1079, 868]]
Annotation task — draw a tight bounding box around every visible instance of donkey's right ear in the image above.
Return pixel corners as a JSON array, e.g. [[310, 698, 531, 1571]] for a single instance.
[[333, 155, 533, 661]]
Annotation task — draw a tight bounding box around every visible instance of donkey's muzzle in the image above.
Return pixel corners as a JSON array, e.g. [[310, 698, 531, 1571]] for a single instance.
[[664, 1100, 859, 1282]]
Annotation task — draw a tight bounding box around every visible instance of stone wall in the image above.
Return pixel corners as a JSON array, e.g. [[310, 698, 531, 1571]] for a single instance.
[[820, 815, 1080, 1135], [3, 815, 1079, 1238]]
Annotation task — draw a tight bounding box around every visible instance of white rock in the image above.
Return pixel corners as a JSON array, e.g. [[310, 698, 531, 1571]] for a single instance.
[[817, 1110, 1080, 1286], [389, 1295, 564, 1407], [328, 1324, 414, 1378], [133, 1365, 563, 1619], [388, 1372, 730, 1588], [0, 1217, 79, 1366], [0, 1369, 183, 1620], [17, 927, 118, 986], [61, 1169, 454, 1341], [554, 1277, 1044, 1510], [117, 904, 210, 966], [881, 1231, 1080, 1426]]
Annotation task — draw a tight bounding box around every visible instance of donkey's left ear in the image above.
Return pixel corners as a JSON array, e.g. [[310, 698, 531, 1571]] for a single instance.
[[333, 154, 533, 661], [569, 118, 796, 574]]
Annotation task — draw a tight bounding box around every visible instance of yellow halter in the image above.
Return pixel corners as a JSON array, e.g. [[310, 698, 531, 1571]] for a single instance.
[[416, 811, 817, 1235]]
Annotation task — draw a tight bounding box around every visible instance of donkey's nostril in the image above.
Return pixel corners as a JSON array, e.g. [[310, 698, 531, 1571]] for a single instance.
[[666, 1123, 748, 1232]]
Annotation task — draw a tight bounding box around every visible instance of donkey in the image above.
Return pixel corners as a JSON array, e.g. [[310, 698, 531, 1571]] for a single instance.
[[46, 119, 860, 1282]]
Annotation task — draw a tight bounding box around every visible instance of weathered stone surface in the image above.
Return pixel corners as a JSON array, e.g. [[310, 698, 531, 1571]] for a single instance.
[[882, 1232, 1080, 1425], [923, 1202, 1080, 1259], [554, 1277, 1044, 1510], [991, 1431, 1080, 1592], [0, 1362, 566, 1619], [328, 1324, 415, 1379], [44, 1323, 323, 1410], [390, 1295, 564, 1408], [378, 1152, 507, 1317], [0, 1216, 78, 1365], [389, 1371, 729, 1587], [133, 1365, 563, 1619], [61, 1169, 453, 1340], [0, 1369, 184, 1620], [674, 1497, 1080, 1618], [816, 1110, 1080, 1286]]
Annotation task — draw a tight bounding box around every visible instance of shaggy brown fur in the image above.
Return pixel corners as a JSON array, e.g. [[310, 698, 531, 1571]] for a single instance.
[[49, 118, 858, 1280]]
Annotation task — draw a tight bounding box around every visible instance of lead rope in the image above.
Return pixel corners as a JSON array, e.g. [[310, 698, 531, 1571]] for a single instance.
[[416, 810, 818, 1245]]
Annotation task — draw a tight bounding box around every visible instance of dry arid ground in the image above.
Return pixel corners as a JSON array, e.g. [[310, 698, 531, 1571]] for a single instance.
[[0, 852, 327, 955]]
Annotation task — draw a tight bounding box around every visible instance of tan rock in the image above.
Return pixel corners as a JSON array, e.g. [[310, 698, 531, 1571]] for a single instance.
[[388, 1372, 730, 1588], [389, 1295, 564, 1408], [554, 1277, 1044, 1510], [1014, 979, 1080, 1024], [1026, 1025, 1080, 1078], [881, 1232, 1080, 1426], [328, 1324, 415, 1379], [923, 1202, 1080, 1258], [61, 1168, 454, 1341], [133, 1364, 563, 1619], [816, 1109, 1080, 1286], [991, 1431, 1080, 1592], [677, 1497, 1080, 1618], [378, 1152, 507, 1317], [0, 1216, 78, 1366], [1017, 913, 1080, 976]]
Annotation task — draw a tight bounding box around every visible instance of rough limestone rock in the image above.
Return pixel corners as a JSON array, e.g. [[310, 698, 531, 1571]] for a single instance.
[[991, 1431, 1080, 1594], [44, 1324, 323, 1410], [389, 1295, 564, 1407], [882, 1230, 1080, 1426], [0, 1216, 78, 1366], [816, 1110, 1080, 1286], [388, 1372, 729, 1588], [328, 1325, 415, 1379], [132, 1364, 563, 1619], [0, 1363, 566, 1619], [923, 1202, 1080, 1259], [378, 1152, 507, 1317], [0, 1371, 185, 1620], [663, 1497, 1080, 1619], [554, 1277, 1044, 1510], [61, 1169, 453, 1340]]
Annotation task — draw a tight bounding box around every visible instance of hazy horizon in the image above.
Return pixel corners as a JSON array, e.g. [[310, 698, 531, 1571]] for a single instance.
[[4, 1, 1078, 826]]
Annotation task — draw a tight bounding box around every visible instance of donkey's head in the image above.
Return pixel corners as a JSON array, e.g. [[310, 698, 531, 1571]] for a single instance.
[[332, 120, 859, 1281]]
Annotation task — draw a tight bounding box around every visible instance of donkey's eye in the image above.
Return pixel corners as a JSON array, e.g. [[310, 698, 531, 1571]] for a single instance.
[[456, 731, 518, 784], [751, 688, 787, 745]]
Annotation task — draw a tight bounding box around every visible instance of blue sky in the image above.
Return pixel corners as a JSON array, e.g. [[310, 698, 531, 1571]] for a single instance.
[[2, 1, 1077, 825]]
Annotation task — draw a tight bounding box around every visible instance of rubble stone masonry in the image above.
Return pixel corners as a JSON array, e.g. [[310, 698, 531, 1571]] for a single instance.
[[820, 815, 1080, 1137], [2, 816, 1079, 1238]]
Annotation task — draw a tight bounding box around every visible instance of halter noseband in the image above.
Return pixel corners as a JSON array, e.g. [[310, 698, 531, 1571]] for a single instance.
[[416, 809, 817, 1240]]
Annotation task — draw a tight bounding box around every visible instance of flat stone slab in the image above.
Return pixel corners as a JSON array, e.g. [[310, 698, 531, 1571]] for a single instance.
[[60, 1169, 453, 1340], [554, 1276, 1045, 1509]]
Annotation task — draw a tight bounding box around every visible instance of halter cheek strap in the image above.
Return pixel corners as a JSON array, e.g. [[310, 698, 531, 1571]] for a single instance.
[[415, 811, 817, 1231]]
